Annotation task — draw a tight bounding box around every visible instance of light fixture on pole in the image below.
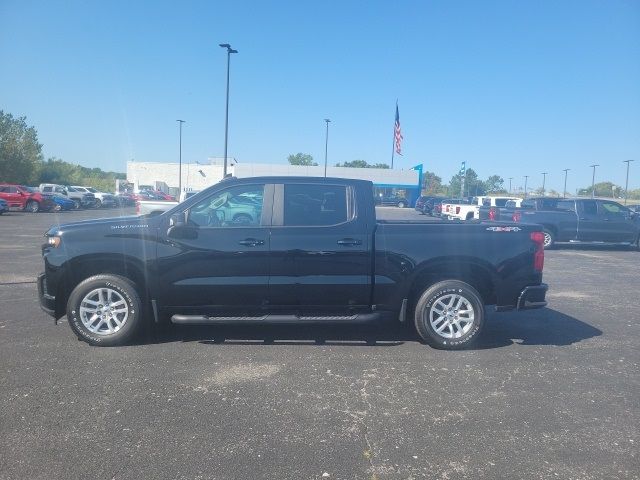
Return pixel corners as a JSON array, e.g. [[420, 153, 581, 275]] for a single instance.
[[623, 160, 634, 205], [589, 164, 599, 198], [324, 119, 331, 177], [176, 120, 185, 196], [541, 172, 548, 196], [562, 168, 570, 198], [219, 43, 238, 177], [508, 177, 513, 194], [524, 175, 529, 198]]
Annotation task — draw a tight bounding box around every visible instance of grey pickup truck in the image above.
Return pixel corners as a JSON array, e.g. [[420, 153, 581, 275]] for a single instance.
[[480, 197, 640, 249]]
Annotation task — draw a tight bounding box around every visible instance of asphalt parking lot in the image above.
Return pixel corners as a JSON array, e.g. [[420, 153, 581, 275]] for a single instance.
[[0, 207, 638, 479]]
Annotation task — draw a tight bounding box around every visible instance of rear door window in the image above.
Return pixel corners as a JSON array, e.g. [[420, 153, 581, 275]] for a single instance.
[[556, 200, 576, 212], [284, 184, 350, 226], [581, 200, 597, 215]]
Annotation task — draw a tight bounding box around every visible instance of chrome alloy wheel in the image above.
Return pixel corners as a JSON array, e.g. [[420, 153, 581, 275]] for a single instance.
[[543, 231, 553, 248], [79, 288, 129, 335], [427, 293, 475, 339]]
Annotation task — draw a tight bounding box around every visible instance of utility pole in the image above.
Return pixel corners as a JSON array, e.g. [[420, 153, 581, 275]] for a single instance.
[[623, 160, 634, 205], [562, 168, 570, 198], [508, 177, 513, 194], [541, 172, 547, 196], [219, 43, 238, 177], [524, 175, 529, 198], [323, 119, 331, 177], [176, 120, 185, 196], [590, 164, 599, 199]]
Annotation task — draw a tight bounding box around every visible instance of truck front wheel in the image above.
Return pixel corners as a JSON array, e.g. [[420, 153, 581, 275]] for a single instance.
[[414, 280, 484, 350], [66, 274, 144, 346], [25, 200, 40, 213]]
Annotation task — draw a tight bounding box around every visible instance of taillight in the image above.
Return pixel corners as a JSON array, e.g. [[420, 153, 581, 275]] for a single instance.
[[455, 206, 460, 214], [512, 211, 521, 222], [488, 207, 496, 221], [530, 231, 545, 271]]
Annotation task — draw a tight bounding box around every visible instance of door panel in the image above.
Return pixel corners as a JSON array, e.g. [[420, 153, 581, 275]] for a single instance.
[[155, 183, 272, 316], [268, 183, 372, 314], [577, 200, 601, 241], [597, 201, 637, 243]]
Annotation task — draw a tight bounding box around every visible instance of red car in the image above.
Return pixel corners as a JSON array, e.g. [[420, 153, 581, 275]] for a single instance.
[[135, 190, 175, 201], [145, 190, 175, 201], [0, 184, 51, 212]]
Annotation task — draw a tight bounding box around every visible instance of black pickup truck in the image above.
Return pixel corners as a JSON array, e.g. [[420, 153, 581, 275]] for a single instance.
[[481, 197, 640, 249], [38, 176, 547, 349]]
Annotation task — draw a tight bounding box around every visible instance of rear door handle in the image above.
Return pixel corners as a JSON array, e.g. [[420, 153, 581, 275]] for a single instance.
[[337, 238, 362, 246], [239, 238, 265, 247]]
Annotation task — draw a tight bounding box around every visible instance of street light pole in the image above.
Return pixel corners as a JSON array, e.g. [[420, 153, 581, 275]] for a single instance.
[[541, 172, 548, 196], [623, 160, 634, 205], [524, 175, 529, 198], [562, 168, 570, 198], [324, 119, 331, 177], [508, 177, 513, 193], [590, 164, 599, 198], [219, 43, 238, 177], [176, 120, 185, 196]]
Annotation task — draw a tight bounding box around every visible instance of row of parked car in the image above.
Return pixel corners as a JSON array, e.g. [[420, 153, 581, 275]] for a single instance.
[[414, 194, 640, 249], [0, 182, 176, 214]]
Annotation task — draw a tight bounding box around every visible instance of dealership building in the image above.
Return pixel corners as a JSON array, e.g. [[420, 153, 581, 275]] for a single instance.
[[126, 158, 423, 204]]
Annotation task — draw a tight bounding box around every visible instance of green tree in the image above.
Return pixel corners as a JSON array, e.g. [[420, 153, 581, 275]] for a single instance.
[[336, 159, 369, 168], [0, 111, 43, 184], [422, 171, 444, 194], [335, 160, 390, 169], [577, 181, 621, 198], [485, 175, 505, 193], [287, 153, 317, 166], [448, 168, 486, 197]]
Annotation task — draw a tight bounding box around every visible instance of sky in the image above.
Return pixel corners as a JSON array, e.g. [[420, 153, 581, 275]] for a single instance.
[[1, 0, 639, 193]]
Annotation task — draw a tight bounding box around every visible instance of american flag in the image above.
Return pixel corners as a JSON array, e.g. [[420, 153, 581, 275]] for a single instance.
[[394, 104, 403, 155]]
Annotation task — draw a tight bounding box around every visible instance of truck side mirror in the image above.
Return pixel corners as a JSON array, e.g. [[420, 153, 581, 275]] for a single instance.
[[169, 212, 186, 227]]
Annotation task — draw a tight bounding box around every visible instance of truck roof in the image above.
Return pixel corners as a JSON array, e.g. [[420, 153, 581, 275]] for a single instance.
[[220, 176, 374, 187]]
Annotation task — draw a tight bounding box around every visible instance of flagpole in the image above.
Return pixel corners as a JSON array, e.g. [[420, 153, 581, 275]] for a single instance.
[[391, 135, 396, 169], [391, 100, 397, 169]]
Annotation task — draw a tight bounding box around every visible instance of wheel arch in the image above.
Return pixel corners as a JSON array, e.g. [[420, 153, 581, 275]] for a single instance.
[[406, 259, 496, 315], [56, 254, 149, 318]]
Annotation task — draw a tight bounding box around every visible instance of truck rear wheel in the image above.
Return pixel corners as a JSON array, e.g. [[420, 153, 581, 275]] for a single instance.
[[66, 274, 144, 346], [414, 280, 484, 349], [542, 228, 555, 249]]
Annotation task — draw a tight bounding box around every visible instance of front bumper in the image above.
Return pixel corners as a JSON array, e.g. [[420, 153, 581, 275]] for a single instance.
[[37, 273, 56, 317], [516, 283, 548, 310]]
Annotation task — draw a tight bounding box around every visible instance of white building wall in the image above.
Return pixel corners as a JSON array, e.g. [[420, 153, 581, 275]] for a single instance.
[[234, 163, 419, 187], [127, 161, 226, 192], [127, 160, 420, 193]]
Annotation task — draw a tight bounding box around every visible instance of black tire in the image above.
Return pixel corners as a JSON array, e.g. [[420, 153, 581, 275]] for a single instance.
[[542, 228, 555, 249], [25, 200, 40, 213], [66, 274, 144, 346], [53, 203, 62, 212], [94, 199, 102, 208], [414, 280, 484, 350], [73, 199, 81, 210], [465, 212, 474, 221], [397, 201, 406, 208]]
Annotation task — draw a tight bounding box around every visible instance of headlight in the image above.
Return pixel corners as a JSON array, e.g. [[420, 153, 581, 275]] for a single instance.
[[47, 236, 61, 248]]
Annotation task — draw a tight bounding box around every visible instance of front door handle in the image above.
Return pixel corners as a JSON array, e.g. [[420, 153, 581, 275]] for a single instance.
[[337, 238, 362, 246], [239, 238, 265, 247]]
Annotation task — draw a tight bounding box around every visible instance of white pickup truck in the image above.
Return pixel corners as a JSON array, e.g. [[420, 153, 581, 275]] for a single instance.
[[445, 196, 522, 221], [136, 191, 200, 215]]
